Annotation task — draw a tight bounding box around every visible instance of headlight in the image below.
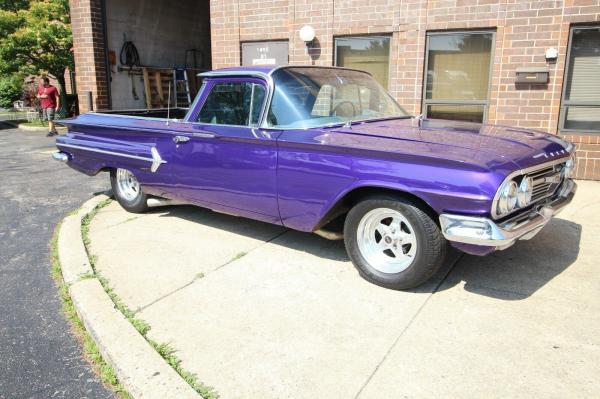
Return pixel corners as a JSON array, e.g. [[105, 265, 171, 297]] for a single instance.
[[497, 180, 518, 215], [517, 176, 533, 207]]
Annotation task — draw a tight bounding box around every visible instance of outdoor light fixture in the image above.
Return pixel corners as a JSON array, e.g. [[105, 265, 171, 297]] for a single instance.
[[299, 25, 316, 45], [545, 47, 558, 61]]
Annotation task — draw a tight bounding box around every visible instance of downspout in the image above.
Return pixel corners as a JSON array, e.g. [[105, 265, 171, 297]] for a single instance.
[[100, 0, 112, 109]]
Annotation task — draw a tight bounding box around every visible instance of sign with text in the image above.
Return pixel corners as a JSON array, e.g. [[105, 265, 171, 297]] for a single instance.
[[242, 41, 289, 67]]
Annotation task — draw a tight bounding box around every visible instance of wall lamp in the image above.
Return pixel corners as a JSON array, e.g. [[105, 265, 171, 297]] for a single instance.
[[299, 25, 316, 47]]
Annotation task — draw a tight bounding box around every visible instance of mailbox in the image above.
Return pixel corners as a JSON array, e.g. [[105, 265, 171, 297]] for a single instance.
[[515, 67, 549, 84]]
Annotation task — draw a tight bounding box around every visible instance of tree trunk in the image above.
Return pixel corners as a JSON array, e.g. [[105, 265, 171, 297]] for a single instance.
[[51, 71, 68, 116]]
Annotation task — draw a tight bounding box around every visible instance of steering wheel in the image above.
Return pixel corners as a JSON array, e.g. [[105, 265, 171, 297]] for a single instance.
[[330, 101, 357, 117]]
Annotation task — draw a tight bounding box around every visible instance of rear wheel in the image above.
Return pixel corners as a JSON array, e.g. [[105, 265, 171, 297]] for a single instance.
[[344, 196, 447, 290], [110, 168, 148, 213]]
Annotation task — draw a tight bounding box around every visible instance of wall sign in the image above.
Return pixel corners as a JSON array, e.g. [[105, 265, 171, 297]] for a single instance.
[[241, 41, 289, 66]]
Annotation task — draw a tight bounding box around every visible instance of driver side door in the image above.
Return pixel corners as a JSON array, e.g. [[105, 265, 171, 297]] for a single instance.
[[166, 77, 282, 224]]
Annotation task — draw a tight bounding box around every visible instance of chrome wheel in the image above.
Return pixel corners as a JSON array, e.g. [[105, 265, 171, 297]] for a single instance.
[[356, 208, 418, 274], [116, 168, 140, 202]]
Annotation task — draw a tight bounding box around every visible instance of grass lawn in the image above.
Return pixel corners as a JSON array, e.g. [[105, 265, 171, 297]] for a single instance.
[[20, 120, 47, 127], [0, 111, 27, 118]]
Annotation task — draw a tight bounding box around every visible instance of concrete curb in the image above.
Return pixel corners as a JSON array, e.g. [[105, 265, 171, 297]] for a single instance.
[[57, 195, 200, 399], [3, 119, 66, 132]]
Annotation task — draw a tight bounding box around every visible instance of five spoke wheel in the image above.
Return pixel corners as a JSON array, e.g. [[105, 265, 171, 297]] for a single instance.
[[357, 208, 418, 274], [116, 168, 141, 202]]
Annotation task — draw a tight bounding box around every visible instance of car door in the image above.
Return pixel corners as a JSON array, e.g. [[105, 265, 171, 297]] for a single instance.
[[165, 77, 282, 224]]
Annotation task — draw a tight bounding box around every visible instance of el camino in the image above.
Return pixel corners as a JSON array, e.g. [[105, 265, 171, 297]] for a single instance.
[[53, 66, 576, 289]]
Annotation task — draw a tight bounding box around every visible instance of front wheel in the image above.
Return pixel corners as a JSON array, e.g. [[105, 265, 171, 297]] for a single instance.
[[110, 168, 148, 213], [344, 196, 448, 290]]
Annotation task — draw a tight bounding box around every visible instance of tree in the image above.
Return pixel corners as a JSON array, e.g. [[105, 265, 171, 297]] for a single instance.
[[0, 0, 30, 13], [0, 0, 73, 110], [0, 75, 23, 109]]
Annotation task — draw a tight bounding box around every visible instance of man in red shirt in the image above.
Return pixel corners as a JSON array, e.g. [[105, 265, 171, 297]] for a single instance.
[[36, 77, 61, 137]]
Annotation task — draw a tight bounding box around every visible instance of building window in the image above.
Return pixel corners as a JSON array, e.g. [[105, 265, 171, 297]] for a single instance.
[[560, 26, 600, 132], [334, 36, 391, 88], [423, 31, 494, 123]]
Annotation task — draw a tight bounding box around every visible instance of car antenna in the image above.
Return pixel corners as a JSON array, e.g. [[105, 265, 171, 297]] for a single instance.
[[166, 80, 172, 126]]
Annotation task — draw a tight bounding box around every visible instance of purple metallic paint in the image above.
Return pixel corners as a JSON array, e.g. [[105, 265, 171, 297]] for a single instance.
[[55, 66, 573, 257]]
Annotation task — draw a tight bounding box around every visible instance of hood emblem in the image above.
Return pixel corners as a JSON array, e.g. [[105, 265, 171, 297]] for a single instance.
[[533, 149, 566, 159]]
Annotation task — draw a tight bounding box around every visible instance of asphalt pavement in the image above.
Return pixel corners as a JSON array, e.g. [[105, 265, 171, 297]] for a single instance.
[[0, 123, 113, 399]]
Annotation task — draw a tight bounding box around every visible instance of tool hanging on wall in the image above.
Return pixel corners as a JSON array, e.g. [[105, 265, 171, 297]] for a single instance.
[[119, 34, 141, 101]]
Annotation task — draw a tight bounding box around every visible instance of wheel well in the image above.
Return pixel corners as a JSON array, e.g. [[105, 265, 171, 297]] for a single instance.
[[315, 186, 440, 232]]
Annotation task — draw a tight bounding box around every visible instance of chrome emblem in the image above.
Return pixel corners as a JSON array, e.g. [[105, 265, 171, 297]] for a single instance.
[[543, 174, 562, 184], [533, 149, 566, 159]]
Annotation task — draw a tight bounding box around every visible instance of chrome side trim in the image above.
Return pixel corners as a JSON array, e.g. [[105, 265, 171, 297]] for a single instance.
[[57, 143, 167, 173], [442, 179, 576, 248], [491, 154, 572, 220], [150, 147, 166, 173]]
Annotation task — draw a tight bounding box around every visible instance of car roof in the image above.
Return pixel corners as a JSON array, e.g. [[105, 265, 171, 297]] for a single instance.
[[199, 65, 372, 79]]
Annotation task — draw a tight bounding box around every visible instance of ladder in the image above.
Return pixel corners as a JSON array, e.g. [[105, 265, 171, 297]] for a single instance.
[[173, 68, 191, 108]]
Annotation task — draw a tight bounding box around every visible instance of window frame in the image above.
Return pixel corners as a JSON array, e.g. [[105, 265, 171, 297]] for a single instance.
[[559, 25, 600, 134], [333, 34, 392, 90], [421, 30, 496, 123], [192, 78, 268, 128]]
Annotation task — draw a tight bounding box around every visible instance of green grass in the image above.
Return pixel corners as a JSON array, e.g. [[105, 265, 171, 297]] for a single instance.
[[50, 220, 132, 399], [81, 199, 219, 399], [20, 120, 47, 127], [232, 251, 247, 261], [0, 110, 26, 116]]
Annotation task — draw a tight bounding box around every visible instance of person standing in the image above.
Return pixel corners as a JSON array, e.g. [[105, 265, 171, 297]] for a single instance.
[[37, 77, 60, 137]]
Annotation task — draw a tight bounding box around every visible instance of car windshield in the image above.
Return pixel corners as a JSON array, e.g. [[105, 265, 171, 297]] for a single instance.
[[266, 67, 409, 129]]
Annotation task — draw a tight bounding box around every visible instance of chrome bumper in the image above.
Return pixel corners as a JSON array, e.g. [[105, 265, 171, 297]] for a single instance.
[[52, 151, 69, 162], [439, 179, 577, 250]]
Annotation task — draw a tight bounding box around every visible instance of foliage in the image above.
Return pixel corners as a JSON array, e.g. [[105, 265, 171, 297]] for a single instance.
[[50, 220, 132, 399], [0, 0, 30, 12], [0, 75, 23, 108], [0, 0, 73, 95], [81, 199, 220, 399]]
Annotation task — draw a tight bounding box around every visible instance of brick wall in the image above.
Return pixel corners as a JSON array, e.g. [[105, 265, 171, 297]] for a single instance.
[[69, 0, 109, 112], [210, 0, 600, 180]]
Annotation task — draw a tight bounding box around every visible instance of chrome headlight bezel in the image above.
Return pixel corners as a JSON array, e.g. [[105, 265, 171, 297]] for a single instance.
[[496, 180, 518, 216], [562, 155, 575, 179], [492, 153, 574, 219], [516, 176, 533, 208]]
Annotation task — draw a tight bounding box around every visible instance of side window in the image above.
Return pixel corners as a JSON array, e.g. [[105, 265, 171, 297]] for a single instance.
[[196, 82, 266, 126]]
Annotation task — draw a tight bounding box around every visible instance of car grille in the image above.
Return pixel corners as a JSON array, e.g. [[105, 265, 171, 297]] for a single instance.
[[527, 162, 565, 203]]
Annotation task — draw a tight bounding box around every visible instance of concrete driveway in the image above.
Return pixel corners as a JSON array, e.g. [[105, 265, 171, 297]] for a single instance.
[[88, 181, 600, 399]]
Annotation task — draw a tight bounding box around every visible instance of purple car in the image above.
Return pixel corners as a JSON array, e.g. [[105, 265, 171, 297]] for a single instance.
[[54, 66, 576, 289]]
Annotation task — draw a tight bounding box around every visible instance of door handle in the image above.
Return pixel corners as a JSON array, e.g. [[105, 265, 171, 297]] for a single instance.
[[173, 135, 190, 144]]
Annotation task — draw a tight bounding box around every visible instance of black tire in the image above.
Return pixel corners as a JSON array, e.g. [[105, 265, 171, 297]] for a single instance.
[[344, 196, 448, 290], [110, 168, 149, 213]]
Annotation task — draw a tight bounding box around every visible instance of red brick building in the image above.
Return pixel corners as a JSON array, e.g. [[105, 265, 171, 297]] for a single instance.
[[69, 0, 600, 179]]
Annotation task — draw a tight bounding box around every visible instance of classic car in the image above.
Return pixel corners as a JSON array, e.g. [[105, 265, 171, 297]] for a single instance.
[[53, 66, 577, 290]]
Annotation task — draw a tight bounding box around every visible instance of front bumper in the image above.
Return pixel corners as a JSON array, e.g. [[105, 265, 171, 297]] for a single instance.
[[439, 179, 576, 251]]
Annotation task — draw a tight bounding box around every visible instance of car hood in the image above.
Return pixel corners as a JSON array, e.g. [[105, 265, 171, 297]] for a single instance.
[[327, 117, 571, 170]]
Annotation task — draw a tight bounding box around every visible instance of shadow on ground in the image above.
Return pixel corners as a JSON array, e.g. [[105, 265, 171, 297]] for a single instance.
[[439, 218, 582, 300], [157, 205, 581, 300]]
